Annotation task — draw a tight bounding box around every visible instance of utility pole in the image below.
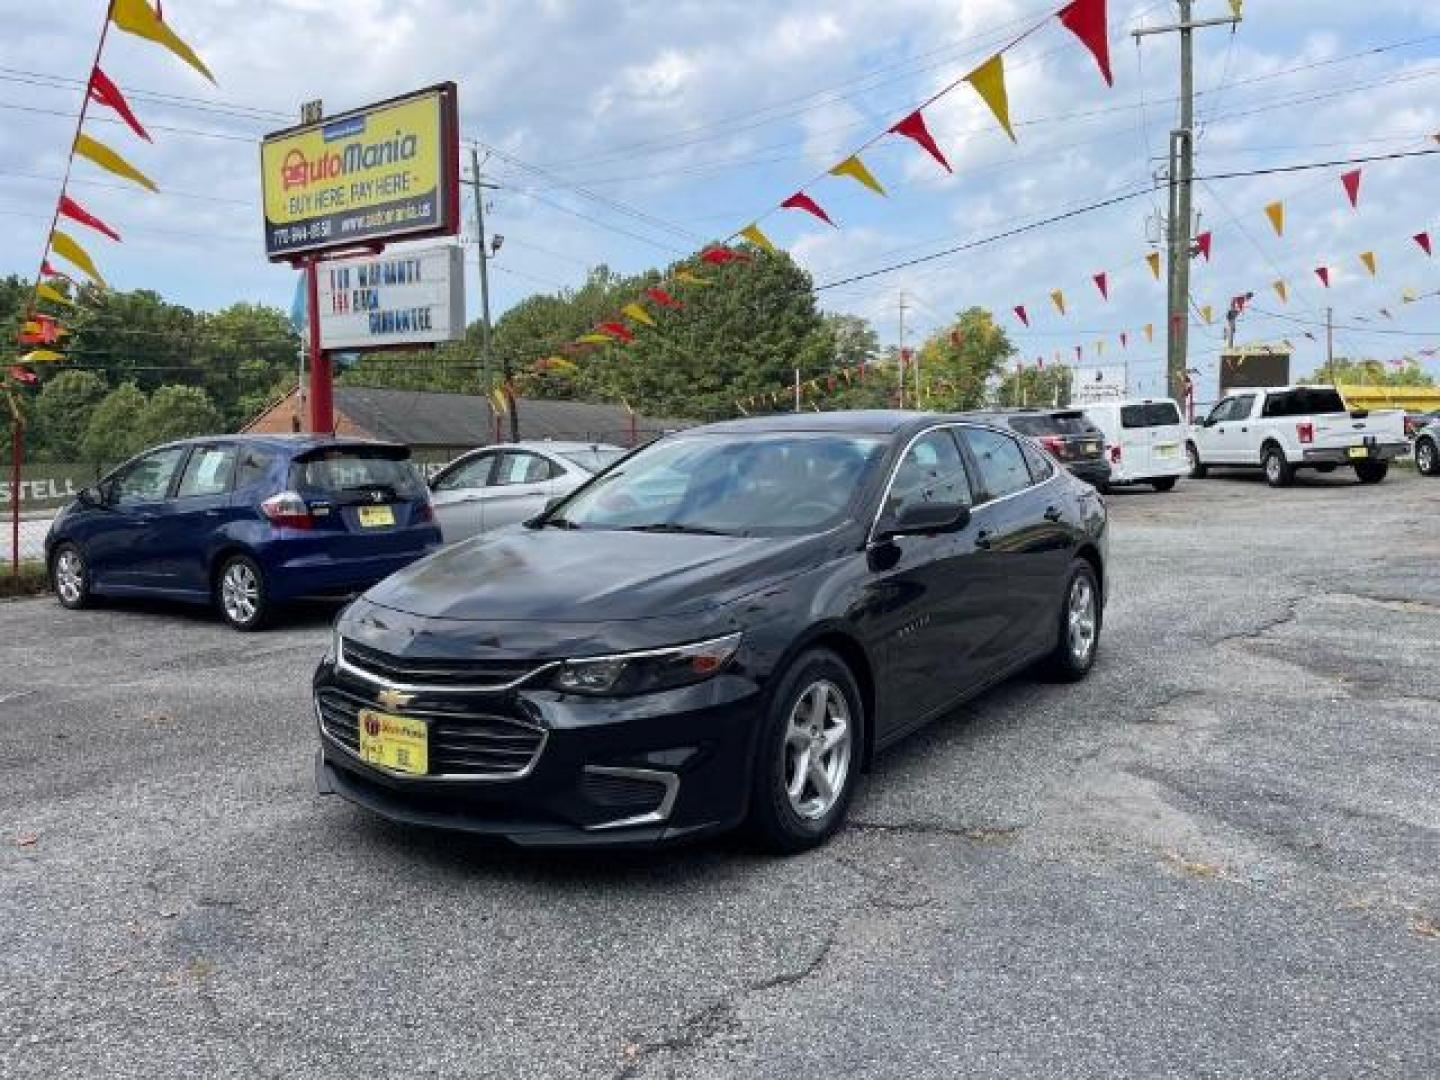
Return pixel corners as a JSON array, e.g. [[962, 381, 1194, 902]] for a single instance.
[[1326, 305, 1335, 385], [897, 292, 908, 409], [465, 148, 514, 440], [1135, 1, 1241, 403], [794, 367, 802, 412]]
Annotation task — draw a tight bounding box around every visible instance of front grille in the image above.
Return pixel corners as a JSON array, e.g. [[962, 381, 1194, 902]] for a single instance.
[[581, 772, 668, 814], [317, 686, 545, 778], [340, 638, 549, 688]]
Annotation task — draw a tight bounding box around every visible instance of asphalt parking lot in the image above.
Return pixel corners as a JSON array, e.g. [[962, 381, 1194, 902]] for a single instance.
[[4, 467, 1438, 1079]]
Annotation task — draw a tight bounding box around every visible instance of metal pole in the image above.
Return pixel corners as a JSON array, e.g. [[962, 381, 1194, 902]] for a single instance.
[[467, 148, 513, 441], [9, 398, 22, 580], [305, 258, 333, 434], [794, 367, 801, 412], [897, 292, 907, 408], [1326, 305, 1335, 385]]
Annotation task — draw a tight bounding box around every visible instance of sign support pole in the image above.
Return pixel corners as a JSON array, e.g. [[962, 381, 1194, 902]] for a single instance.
[[6, 390, 22, 581], [305, 257, 333, 434]]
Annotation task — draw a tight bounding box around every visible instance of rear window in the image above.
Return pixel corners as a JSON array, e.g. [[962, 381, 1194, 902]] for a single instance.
[[1262, 389, 1347, 417], [289, 447, 424, 498], [1120, 402, 1182, 428], [1009, 412, 1098, 436]]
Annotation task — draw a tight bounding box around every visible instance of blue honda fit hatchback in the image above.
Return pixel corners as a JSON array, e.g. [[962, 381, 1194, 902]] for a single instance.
[[46, 435, 442, 630]]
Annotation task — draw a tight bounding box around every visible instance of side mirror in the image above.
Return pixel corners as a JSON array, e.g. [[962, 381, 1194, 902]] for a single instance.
[[875, 500, 971, 543], [77, 485, 101, 508]]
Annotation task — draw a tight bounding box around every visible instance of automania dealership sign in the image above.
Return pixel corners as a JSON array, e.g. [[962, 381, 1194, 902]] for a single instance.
[[260, 84, 459, 259], [315, 244, 466, 350], [1070, 365, 1129, 405]]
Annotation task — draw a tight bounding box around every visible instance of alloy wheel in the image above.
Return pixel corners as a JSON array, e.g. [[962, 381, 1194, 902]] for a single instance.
[[783, 679, 852, 821], [55, 550, 85, 604], [221, 562, 260, 625], [1067, 575, 1097, 664], [1419, 440, 1437, 475]]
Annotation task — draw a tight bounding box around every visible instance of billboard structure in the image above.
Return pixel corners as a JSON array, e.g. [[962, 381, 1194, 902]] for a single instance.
[[316, 244, 465, 350], [1070, 364, 1129, 405], [1219, 343, 1291, 394], [260, 83, 459, 261]]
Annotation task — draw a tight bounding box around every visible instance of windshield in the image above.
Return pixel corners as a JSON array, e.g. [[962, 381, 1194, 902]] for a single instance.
[[559, 448, 627, 473], [550, 432, 887, 535]]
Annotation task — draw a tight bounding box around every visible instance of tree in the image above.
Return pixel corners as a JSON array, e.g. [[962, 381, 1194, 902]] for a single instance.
[[33, 370, 107, 460], [137, 385, 224, 445], [81, 383, 149, 465], [998, 363, 1072, 409], [914, 308, 1015, 410], [1305, 357, 1435, 387]]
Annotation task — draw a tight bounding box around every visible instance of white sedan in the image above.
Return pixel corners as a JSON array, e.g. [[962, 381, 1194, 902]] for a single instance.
[[428, 441, 626, 543]]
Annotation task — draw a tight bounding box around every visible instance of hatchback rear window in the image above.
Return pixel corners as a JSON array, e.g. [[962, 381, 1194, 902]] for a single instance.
[[290, 447, 424, 499], [1009, 412, 1098, 436], [1120, 402, 1182, 428]]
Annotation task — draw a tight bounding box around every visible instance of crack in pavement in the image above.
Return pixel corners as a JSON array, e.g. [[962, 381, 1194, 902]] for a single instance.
[[1211, 594, 1304, 647], [846, 819, 1025, 843]]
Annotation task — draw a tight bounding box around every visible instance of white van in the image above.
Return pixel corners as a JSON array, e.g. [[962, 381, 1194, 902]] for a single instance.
[[1079, 398, 1188, 491]]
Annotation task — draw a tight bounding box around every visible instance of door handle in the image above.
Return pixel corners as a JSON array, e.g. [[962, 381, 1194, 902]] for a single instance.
[[1240, 427, 1248, 433], [1043, 506, 1062, 522], [974, 529, 992, 550]]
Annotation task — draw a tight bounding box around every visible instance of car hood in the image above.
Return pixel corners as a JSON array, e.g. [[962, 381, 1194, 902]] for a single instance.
[[362, 526, 821, 623]]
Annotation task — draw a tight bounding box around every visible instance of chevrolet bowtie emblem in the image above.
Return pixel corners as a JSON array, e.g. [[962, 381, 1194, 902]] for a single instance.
[[376, 689, 415, 710]]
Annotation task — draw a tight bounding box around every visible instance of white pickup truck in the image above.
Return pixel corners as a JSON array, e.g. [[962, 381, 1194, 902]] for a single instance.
[[1186, 386, 1407, 487]]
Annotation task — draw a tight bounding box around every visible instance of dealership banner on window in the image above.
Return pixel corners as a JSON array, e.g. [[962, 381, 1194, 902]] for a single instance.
[[260, 83, 459, 260], [1070, 365, 1129, 405], [315, 244, 465, 350]]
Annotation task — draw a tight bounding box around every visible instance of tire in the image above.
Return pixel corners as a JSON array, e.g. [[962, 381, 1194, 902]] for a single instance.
[[1262, 445, 1294, 488], [1042, 561, 1102, 682], [51, 543, 93, 610], [1186, 442, 1207, 479], [1416, 437, 1440, 477], [748, 648, 864, 854], [1151, 476, 1178, 493], [215, 554, 271, 631], [1354, 461, 1389, 485]]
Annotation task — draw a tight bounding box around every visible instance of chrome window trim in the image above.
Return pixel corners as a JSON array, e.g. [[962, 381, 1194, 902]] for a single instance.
[[314, 694, 548, 783], [867, 421, 1061, 545], [337, 637, 560, 694], [582, 766, 681, 831]]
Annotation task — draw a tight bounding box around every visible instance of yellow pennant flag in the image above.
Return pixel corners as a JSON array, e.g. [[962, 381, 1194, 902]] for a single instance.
[[1402, 287, 1417, 303], [111, 0, 215, 83], [1095, 339, 1105, 357], [1359, 251, 1376, 276], [577, 333, 612, 345], [489, 387, 509, 416], [1228, 0, 1243, 18], [50, 230, 106, 288], [1145, 251, 1160, 279], [19, 348, 64, 364], [1049, 289, 1065, 315], [74, 133, 158, 192], [1272, 279, 1288, 303], [1264, 200, 1284, 237], [36, 282, 74, 306], [1143, 323, 1154, 343], [965, 54, 1015, 143], [828, 154, 885, 196], [739, 223, 776, 253], [621, 302, 656, 327], [1200, 304, 1214, 324], [673, 269, 712, 287]]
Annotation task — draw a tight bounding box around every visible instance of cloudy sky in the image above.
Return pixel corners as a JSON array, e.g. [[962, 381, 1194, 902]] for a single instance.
[[2, 0, 1437, 398]]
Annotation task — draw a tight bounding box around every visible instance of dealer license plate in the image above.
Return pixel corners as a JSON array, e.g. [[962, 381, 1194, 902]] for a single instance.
[[357, 709, 427, 775], [1347, 446, 1368, 459], [1155, 443, 1177, 458], [358, 505, 395, 527]]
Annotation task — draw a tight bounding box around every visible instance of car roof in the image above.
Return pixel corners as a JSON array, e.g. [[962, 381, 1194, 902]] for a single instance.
[[693, 410, 968, 437], [153, 434, 408, 454], [481, 440, 626, 453]]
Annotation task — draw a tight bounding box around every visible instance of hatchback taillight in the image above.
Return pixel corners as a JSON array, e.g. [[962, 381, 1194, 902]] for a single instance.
[[1297, 422, 1314, 444], [1109, 444, 1122, 464], [1040, 435, 1064, 455], [260, 491, 314, 529], [415, 498, 434, 523]]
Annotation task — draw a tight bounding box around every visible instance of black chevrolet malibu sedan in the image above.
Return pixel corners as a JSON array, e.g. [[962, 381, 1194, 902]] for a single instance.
[[313, 411, 1108, 852]]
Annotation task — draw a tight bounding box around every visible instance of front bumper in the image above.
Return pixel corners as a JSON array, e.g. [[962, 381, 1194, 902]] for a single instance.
[[312, 656, 763, 847], [1301, 442, 1407, 465]]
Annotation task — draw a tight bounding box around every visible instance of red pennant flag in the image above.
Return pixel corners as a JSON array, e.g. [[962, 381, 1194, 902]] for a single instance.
[[58, 195, 122, 242], [1013, 304, 1029, 327], [8, 366, 38, 385], [1120, 332, 1128, 349], [1036, 355, 1045, 370], [1415, 232, 1433, 257], [1057, 0, 1114, 87], [780, 191, 835, 227], [826, 375, 836, 392], [646, 287, 683, 309], [88, 66, 151, 142], [598, 322, 634, 343], [700, 246, 747, 265], [888, 109, 951, 172], [41, 259, 58, 277], [1315, 266, 1330, 288], [1194, 231, 1212, 261], [1074, 345, 1083, 361], [1340, 168, 1361, 208], [1092, 271, 1108, 300], [17, 314, 63, 345]]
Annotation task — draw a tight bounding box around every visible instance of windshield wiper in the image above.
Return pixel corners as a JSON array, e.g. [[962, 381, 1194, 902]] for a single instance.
[[539, 516, 579, 529], [621, 523, 735, 536]]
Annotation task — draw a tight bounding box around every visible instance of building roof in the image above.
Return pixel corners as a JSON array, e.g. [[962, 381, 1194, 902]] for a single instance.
[[700, 410, 943, 435]]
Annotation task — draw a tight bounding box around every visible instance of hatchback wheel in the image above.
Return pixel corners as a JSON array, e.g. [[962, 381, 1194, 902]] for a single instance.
[[52, 544, 92, 610], [749, 648, 863, 854], [1416, 438, 1439, 477], [1043, 561, 1101, 681], [216, 554, 270, 631]]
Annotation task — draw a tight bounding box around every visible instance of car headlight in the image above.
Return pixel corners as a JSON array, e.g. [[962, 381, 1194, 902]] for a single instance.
[[550, 632, 742, 696]]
